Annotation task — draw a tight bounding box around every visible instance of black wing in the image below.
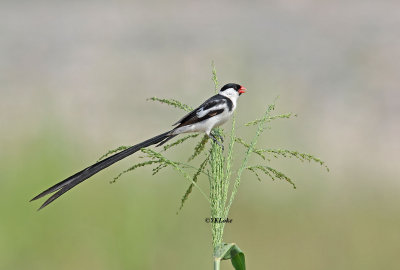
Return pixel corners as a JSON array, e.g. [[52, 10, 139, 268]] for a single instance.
[[173, 94, 228, 127]]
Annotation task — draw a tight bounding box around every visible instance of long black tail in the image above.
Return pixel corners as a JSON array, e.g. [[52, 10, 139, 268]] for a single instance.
[[31, 131, 172, 210]]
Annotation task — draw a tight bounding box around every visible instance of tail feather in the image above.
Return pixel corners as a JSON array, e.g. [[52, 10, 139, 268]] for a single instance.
[[156, 134, 178, 147], [31, 131, 171, 210]]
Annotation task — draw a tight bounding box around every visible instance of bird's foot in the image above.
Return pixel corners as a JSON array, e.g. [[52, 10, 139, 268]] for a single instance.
[[211, 131, 224, 143], [208, 133, 224, 151]]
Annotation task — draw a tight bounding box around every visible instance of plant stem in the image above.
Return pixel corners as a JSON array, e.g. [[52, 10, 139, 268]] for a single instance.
[[214, 258, 220, 270]]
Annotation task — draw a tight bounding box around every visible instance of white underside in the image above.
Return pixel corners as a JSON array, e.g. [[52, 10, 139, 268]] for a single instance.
[[171, 88, 239, 136], [171, 109, 233, 136]]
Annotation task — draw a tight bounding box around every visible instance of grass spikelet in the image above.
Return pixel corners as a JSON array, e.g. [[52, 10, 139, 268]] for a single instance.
[[244, 111, 297, 126], [147, 97, 193, 112], [152, 163, 168, 175], [162, 134, 199, 151], [97, 146, 130, 162], [265, 149, 329, 171], [211, 61, 219, 93], [188, 135, 209, 162], [244, 103, 276, 127], [246, 167, 262, 182], [209, 131, 226, 248], [224, 115, 236, 184], [225, 102, 277, 216], [178, 154, 210, 213], [141, 148, 209, 201], [235, 137, 266, 160], [268, 112, 297, 121], [247, 165, 296, 189], [111, 160, 160, 183]]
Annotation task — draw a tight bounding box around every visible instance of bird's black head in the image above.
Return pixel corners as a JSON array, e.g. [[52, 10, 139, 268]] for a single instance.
[[220, 83, 246, 95]]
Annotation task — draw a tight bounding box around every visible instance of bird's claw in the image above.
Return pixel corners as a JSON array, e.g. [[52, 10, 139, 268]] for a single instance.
[[211, 131, 224, 142], [209, 133, 224, 151]]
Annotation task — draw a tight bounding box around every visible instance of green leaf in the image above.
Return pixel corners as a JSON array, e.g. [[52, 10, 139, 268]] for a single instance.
[[231, 252, 246, 270], [214, 243, 246, 270]]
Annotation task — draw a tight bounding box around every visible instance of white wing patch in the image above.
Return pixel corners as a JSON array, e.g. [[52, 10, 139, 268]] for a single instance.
[[196, 100, 226, 118]]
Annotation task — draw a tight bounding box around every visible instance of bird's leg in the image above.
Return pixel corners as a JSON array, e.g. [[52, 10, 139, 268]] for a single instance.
[[211, 130, 224, 143], [208, 133, 224, 151]]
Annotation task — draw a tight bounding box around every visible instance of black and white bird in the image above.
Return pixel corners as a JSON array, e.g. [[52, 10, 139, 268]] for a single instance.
[[31, 83, 246, 210]]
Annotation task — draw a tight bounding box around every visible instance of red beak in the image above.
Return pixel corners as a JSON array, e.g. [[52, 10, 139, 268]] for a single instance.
[[238, 86, 246, 94]]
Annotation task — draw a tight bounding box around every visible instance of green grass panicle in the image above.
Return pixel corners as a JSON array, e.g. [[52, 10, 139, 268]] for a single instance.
[[99, 63, 328, 270]]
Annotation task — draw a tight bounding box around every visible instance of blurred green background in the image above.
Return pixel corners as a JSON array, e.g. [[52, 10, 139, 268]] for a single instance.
[[1, 1, 399, 269]]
